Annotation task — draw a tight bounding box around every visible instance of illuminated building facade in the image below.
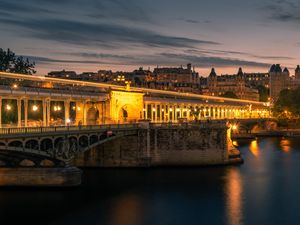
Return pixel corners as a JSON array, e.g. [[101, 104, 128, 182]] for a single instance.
[[206, 68, 260, 101]]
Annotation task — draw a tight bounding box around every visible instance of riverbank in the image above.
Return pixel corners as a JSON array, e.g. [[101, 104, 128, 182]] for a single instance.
[[232, 128, 300, 139]]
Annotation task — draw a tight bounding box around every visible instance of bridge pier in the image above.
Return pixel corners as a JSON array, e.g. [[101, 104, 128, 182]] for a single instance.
[[0, 167, 82, 187]]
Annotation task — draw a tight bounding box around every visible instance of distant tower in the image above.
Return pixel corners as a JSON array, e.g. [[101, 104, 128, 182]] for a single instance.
[[269, 64, 289, 102], [187, 63, 192, 71], [207, 68, 218, 95], [237, 67, 244, 77], [295, 65, 300, 80]]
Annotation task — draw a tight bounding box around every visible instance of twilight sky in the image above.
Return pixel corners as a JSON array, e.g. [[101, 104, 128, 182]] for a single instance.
[[0, 0, 300, 76]]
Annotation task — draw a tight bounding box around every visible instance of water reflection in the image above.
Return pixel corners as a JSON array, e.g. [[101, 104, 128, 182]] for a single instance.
[[249, 140, 260, 157], [109, 194, 143, 225], [225, 168, 243, 225], [280, 138, 291, 153], [232, 141, 238, 147]]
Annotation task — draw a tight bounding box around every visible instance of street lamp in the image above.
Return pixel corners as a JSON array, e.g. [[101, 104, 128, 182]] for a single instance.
[[66, 118, 71, 125], [32, 105, 38, 112], [6, 104, 11, 111]]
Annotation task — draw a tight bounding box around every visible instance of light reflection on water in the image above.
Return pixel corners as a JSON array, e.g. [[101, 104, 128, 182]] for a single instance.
[[0, 137, 300, 225], [280, 138, 291, 153], [249, 139, 260, 157], [225, 168, 243, 225]]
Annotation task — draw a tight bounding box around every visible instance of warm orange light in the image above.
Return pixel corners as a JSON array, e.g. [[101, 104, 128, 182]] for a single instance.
[[280, 138, 291, 153], [249, 140, 260, 157], [6, 104, 11, 111], [32, 105, 38, 112]]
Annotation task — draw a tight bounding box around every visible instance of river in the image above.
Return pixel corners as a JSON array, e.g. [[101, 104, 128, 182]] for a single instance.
[[1, 137, 300, 225]]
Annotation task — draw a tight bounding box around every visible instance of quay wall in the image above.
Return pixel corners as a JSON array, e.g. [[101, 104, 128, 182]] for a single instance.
[[73, 123, 241, 167]]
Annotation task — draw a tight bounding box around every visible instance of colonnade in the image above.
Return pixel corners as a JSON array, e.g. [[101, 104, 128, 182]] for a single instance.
[[0, 97, 94, 128], [0, 96, 270, 128], [142, 102, 270, 122]]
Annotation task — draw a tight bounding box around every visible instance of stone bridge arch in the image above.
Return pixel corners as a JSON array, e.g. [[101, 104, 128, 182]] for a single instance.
[[110, 90, 144, 123], [87, 106, 100, 125]]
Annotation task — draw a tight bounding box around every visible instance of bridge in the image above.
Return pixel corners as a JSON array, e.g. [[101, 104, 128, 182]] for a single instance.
[[0, 71, 271, 128], [0, 72, 271, 186]]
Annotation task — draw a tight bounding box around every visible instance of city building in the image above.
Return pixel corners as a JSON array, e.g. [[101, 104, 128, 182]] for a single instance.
[[206, 68, 259, 101], [244, 72, 269, 88], [152, 63, 200, 93], [47, 70, 77, 79]]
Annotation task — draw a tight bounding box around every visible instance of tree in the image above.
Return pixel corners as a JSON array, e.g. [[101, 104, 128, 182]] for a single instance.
[[220, 91, 238, 99], [273, 87, 300, 117], [257, 85, 270, 102], [0, 48, 36, 74]]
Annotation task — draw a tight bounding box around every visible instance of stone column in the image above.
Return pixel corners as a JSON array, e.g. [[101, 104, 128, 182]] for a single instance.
[[64, 100, 70, 126], [24, 99, 28, 127], [42, 99, 47, 127], [203, 107, 207, 118], [46, 99, 51, 126], [83, 101, 87, 126], [169, 106, 173, 121], [153, 104, 157, 122], [144, 103, 147, 119], [17, 98, 22, 127], [159, 104, 163, 122]]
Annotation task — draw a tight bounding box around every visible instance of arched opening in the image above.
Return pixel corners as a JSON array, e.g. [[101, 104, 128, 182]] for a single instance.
[[87, 106, 99, 125], [25, 140, 39, 150], [79, 136, 89, 148], [69, 137, 78, 152], [118, 104, 140, 123], [90, 135, 98, 145], [54, 137, 64, 150], [41, 139, 53, 152], [8, 141, 23, 148]]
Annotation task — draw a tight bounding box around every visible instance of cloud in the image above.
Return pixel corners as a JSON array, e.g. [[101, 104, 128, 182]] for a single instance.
[[156, 53, 271, 68], [59, 51, 271, 69], [86, 0, 153, 23], [0, 0, 53, 14], [69, 53, 136, 60], [185, 48, 294, 60], [0, 17, 220, 49], [185, 19, 200, 24], [263, 0, 300, 22], [23, 55, 109, 65]]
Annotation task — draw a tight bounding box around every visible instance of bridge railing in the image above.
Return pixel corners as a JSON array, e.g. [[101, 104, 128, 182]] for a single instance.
[[0, 124, 139, 135], [149, 120, 228, 129]]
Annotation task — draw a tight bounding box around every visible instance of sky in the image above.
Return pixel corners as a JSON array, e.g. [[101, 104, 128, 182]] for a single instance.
[[0, 0, 300, 76]]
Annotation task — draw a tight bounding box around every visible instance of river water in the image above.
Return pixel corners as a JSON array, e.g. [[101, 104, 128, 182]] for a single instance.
[[1, 137, 300, 225]]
